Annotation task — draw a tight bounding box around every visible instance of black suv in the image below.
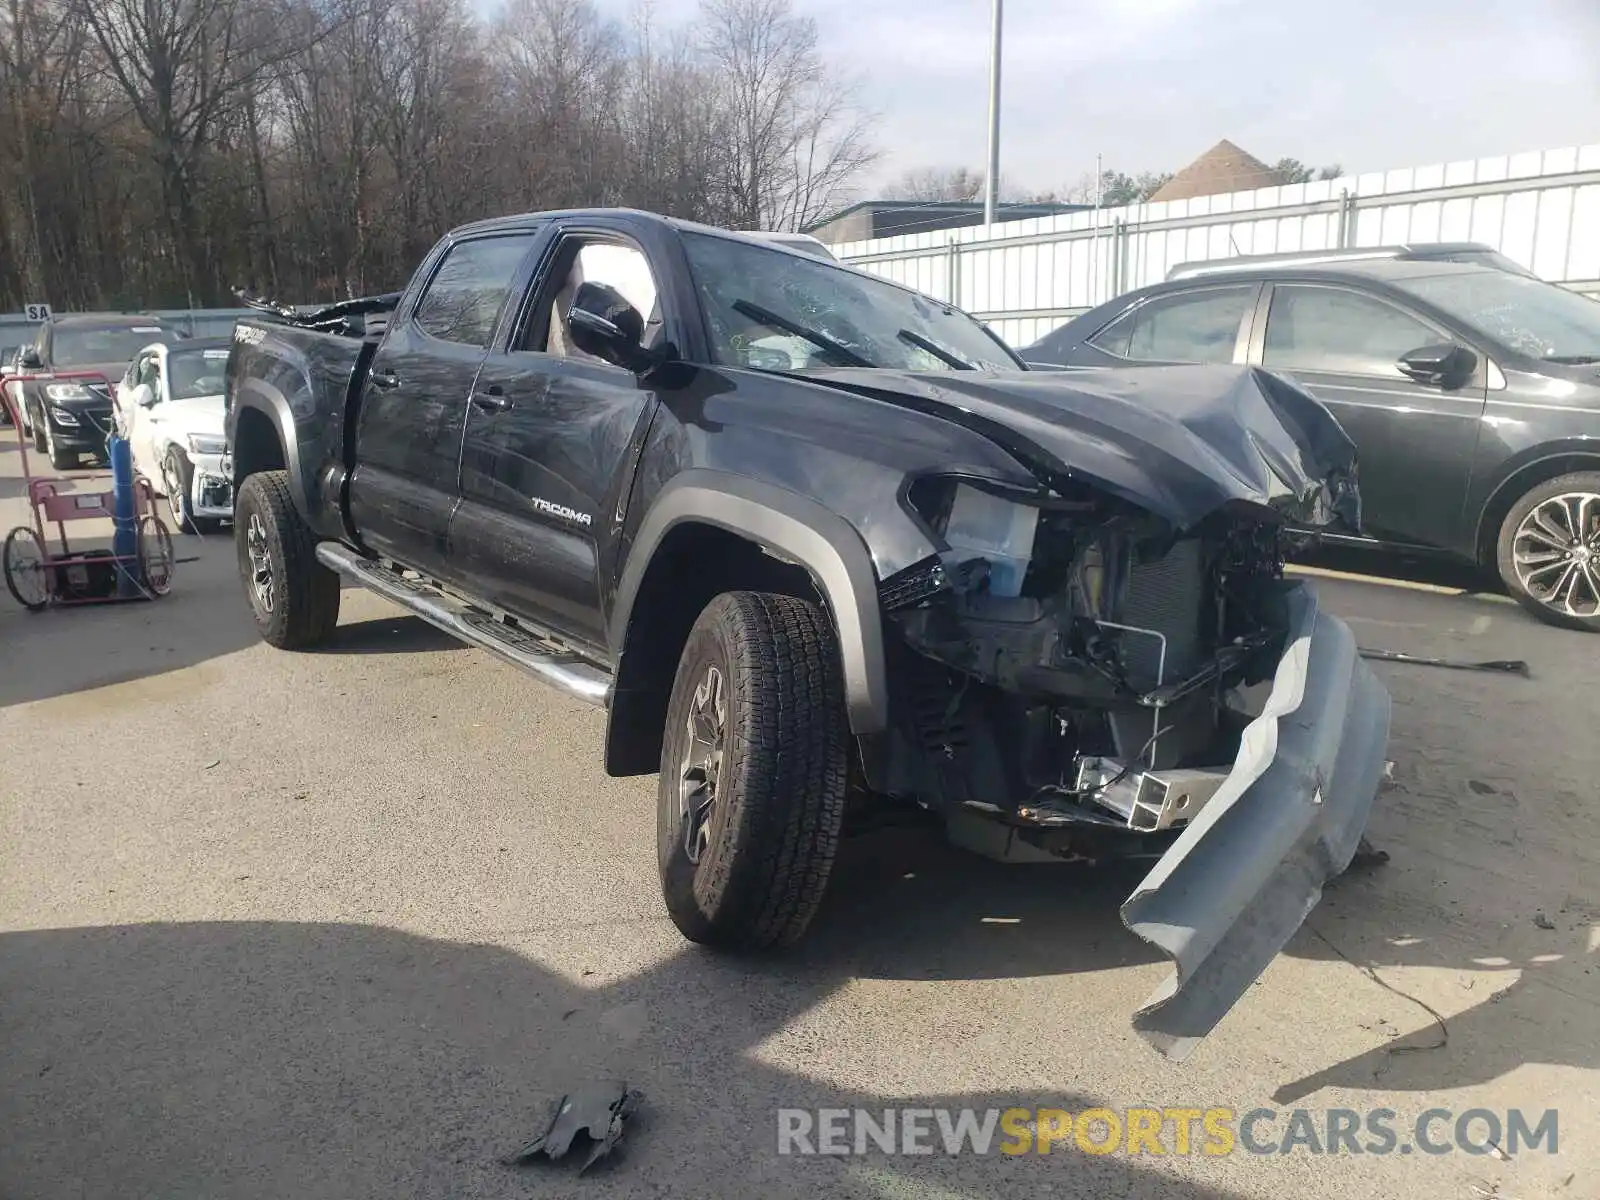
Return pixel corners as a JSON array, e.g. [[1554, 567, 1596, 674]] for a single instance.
[[14, 315, 181, 468], [1024, 260, 1600, 631]]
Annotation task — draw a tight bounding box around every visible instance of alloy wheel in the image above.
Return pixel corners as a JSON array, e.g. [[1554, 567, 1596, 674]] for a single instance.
[[677, 664, 727, 864], [245, 512, 274, 615], [163, 453, 185, 529], [1512, 491, 1600, 619]]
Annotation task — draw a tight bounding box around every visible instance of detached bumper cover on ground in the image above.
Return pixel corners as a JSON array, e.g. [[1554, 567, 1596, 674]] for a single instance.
[[1121, 581, 1391, 1060]]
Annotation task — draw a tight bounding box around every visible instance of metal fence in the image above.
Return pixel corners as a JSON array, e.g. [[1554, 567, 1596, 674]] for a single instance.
[[835, 144, 1600, 349]]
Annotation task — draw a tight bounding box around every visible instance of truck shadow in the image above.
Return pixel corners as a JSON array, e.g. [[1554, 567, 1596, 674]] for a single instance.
[[0, 914, 1245, 1199], [314, 613, 464, 655]]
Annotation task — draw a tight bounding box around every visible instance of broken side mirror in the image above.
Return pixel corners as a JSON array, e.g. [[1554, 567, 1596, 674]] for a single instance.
[[1397, 343, 1476, 389], [567, 282, 654, 374]]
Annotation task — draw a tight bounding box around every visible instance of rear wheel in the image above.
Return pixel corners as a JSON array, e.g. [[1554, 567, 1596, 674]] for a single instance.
[[1496, 471, 1600, 632], [3, 526, 49, 611], [657, 591, 848, 951], [137, 516, 175, 596], [234, 470, 340, 648]]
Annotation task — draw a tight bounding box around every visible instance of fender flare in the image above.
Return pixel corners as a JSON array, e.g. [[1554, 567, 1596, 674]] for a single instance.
[[608, 470, 889, 735], [230, 377, 308, 515]]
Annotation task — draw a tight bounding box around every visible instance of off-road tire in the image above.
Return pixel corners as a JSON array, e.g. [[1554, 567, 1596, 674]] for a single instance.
[[163, 446, 220, 535], [657, 591, 848, 951], [234, 470, 340, 648], [1495, 470, 1600, 633]]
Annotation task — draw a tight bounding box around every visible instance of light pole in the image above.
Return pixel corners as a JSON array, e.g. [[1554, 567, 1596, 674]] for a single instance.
[[983, 0, 1002, 226]]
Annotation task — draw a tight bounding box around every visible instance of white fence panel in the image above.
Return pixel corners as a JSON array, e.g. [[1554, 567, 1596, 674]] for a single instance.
[[837, 143, 1600, 347]]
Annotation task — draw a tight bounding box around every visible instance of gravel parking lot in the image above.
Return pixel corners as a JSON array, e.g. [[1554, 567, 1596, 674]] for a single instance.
[[2, 441, 1596, 1200]]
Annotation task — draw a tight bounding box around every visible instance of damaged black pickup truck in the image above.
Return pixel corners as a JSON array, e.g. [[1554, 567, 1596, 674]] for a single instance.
[[225, 209, 1391, 1058]]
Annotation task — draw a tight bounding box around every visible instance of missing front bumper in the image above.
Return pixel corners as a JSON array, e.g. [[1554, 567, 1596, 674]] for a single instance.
[[1119, 579, 1391, 1060]]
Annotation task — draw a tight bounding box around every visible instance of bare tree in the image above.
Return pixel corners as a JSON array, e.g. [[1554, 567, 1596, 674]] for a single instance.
[[888, 166, 984, 204], [698, 0, 875, 230], [78, 0, 308, 297], [0, 0, 883, 308]]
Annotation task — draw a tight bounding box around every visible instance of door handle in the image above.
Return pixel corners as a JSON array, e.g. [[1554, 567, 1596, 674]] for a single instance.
[[471, 386, 512, 412], [369, 369, 401, 390]]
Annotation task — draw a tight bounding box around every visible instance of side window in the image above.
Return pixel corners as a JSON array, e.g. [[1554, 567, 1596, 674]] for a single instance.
[[413, 234, 537, 348], [527, 238, 661, 358], [1089, 286, 1254, 364], [1263, 286, 1438, 377]]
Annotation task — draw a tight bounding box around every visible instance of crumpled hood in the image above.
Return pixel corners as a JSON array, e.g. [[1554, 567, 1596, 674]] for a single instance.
[[804, 364, 1361, 530], [157, 394, 226, 439]]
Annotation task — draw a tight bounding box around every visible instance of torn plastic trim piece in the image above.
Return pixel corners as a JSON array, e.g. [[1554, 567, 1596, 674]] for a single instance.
[[502, 1083, 644, 1174], [1120, 580, 1391, 1061]]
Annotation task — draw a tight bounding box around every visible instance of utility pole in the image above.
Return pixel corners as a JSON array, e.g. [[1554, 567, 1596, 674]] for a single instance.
[[1090, 152, 1102, 303], [983, 0, 1003, 226]]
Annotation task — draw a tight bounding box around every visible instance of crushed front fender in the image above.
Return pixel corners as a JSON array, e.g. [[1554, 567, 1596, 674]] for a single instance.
[[1120, 580, 1391, 1060]]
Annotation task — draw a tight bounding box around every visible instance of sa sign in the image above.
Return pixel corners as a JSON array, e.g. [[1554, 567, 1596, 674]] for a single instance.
[[23, 303, 51, 321]]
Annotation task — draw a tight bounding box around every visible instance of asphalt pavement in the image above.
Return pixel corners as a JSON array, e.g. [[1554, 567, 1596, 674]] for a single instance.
[[1, 439, 1596, 1200]]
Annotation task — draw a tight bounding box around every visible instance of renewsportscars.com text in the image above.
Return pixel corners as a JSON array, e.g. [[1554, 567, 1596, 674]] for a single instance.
[[776, 1106, 1559, 1158]]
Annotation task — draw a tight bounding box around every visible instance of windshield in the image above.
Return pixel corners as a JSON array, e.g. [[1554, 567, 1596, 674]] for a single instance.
[[681, 231, 1020, 372], [1398, 272, 1600, 361], [51, 324, 177, 367], [167, 347, 231, 400]]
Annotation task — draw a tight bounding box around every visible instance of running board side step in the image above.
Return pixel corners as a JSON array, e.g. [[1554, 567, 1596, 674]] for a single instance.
[[315, 542, 612, 707]]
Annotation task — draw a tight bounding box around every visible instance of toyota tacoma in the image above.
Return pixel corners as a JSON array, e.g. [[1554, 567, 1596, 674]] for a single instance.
[[225, 209, 1392, 1058]]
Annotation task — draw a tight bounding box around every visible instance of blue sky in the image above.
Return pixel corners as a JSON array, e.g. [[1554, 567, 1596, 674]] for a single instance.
[[588, 0, 1599, 192]]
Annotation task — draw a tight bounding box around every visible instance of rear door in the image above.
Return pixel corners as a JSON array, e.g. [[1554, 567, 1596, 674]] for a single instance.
[[451, 226, 669, 647], [1249, 282, 1488, 549], [348, 231, 541, 579], [1064, 283, 1259, 367]]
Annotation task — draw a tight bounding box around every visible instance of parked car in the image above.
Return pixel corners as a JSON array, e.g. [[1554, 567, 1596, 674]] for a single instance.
[[13, 315, 182, 469], [113, 338, 233, 533], [1024, 260, 1600, 631], [1166, 241, 1538, 282], [750, 230, 838, 261], [226, 209, 1391, 1057]]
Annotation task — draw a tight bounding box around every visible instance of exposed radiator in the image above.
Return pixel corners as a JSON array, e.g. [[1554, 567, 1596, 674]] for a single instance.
[[1115, 539, 1206, 691]]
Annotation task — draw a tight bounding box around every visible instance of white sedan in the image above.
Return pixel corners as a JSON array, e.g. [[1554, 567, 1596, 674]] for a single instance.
[[114, 338, 233, 534]]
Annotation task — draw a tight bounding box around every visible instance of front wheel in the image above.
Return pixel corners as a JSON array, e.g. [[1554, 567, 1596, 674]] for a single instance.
[[1496, 471, 1600, 632], [44, 419, 77, 471], [657, 591, 849, 952], [233, 470, 340, 649], [3, 526, 50, 611], [162, 446, 220, 535]]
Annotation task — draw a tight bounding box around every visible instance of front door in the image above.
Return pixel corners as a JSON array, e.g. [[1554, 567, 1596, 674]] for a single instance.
[[452, 232, 666, 647], [122, 350, 164, 481], [1254, 282, 1488, 550], [347, 231, 540, 580]]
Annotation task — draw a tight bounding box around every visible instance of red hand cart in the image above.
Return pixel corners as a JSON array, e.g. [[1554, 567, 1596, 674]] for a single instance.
[[1, 370, 174, 610]]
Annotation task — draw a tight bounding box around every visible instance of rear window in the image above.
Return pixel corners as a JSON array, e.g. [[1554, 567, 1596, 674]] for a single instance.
[[413, 235, 538, 347], [51, 325, 177, 367]]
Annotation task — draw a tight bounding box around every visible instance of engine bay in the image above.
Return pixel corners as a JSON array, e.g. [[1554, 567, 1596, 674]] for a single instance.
[[877, 478, 1298, 853]]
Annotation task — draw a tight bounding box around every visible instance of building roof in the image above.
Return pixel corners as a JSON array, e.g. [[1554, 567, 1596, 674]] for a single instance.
[[1148, 140, 1286, 203], [802, 199, 1087, 236]]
